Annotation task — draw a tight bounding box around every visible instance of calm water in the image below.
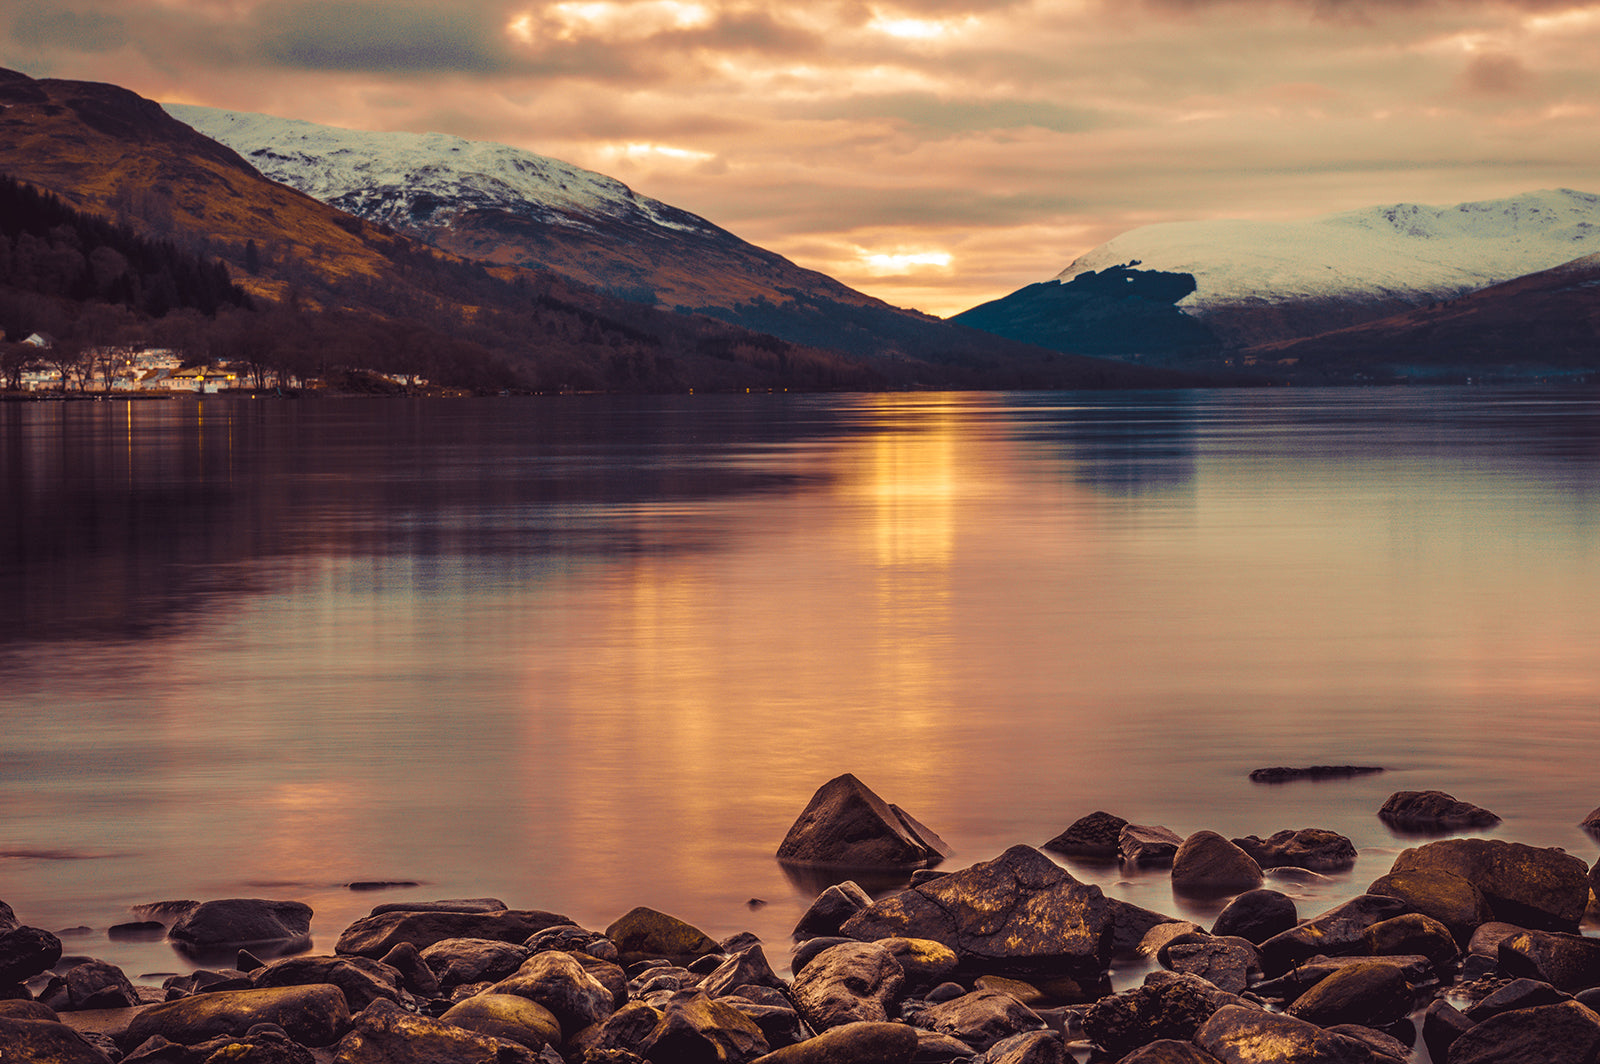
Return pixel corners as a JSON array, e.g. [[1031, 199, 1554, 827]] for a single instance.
[[2, 388, 1598, 986]]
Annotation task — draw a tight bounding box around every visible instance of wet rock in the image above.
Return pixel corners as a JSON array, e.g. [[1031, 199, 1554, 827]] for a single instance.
[[0, 924, 63, 984], [1082, 972, 1242, 1058], [1387, 838, 1590, 931], [840, 845, 1112, 980], [0, 1016, 114, 1063], [970, 1029, 1068, 1064], [1378, 790, 1500, 830], [136, 1026, 316, 1064], [749, 1020, 918, 1064], [420, 937, 531, 990], [577, 999, 664, 1057], [700, 944, 789, 999], [121, 984, 351, 1049], [334, 909, 573, 958], [1040, 811, 1128, 860], [791, 937, 850, 976], [574, 953, 630, 1009], [1359, 913, 1459, 972], [167, 900, 313, 957], [974, 974, 1044, 1006], [793, 882, 874, 939], [1248, 766, 1383, 783], [1325, 1025, 1409, 1061], [1497, 928, 1600, 991], [54, 960, 141, 1010], [377, 941, 439, 997], [1420, 999, 1473, 1063], [161, 968, 253, 999], [1211, 890, 1297, 945], [880, 938, 959, 990], [1194, 1003, 1405, 1063], [1109, 901, 1189, 956], [721, 998, 809, 1050], [1118, 1040, 1224, 1063], [1466, 922, 1527, 963], [605, 906, 722, 968], [1365, 868, 1493, 948], [0, 901, 14, 933], [438, 992, 563, 1050], [490, 950, 616, 1038], [109, 921, 168, 941], [1257, 894, 1410, 976], [250, 954, 410, 1011], [1138, 922, 1206, 958], [1447, 999, 1600, 1064], [1253, 955, 1433, 1005], [367, 898, 508, 915], [635, 990, 770, 1064], [1171, 832, 1263, 893], [777, 774, 952, 870], [1159, 936, 1261, 995], [522, 925, 620, 964], [790, 941, 905, 1032], [1231, 828, 1357, 872], [1463, 976, 1570, 1021], [910, 989, 1045, 1051], [1120, 825, 1184, 867], [1283, 961, 1413, 1027], [330, 996, 537, 1064], [0, 999, 59, 1020]]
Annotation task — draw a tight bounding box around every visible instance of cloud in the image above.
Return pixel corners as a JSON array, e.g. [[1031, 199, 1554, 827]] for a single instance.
[[799, 93, 1105, 135], [12, 7, 127, 52], [1460, 51, 1534, 95], [256, 2, 511, 73]]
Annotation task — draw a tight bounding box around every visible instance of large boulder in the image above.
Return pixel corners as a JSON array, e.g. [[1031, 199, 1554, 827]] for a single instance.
[[334, 909, 572, 958], [438, 993, 562, 1050], [1387, 838, 1590, 931], [879, 937, 959, 989], [790, 941, 905, 1032], [840, 845, 1112, 979], [419, 937, 531, 989], [1378, 790, 1500, 830], [1446, 999, 1600, 1064], [776, 774, 951, 870], [331, 997, 537, 1064], [605, 906, 722, 968], [0, 1017, 114, 1063], [1082, 972, 1242, 1059], [249, 954, 409, 1011], [1158, 936, 1261, 994], [1194, 1003, 1406, 1063], [121, 984, 351, 1049], [793, 882, 874, 939], [489, 950, 616, 1038], [1497, 927, 1600, 991], [167, 899, 313, 957], [1211, 890, 1297, 945], [1257, 894, 1410, 976], [635, 990, 770, 1064], [700, 944, 789, 999], [909, 989, 1046, 1051], [1365, 868, 1494, 947], [1120, 825, 1184, 867], [1231, 829, 1357, 872], [52, 960, 141, 1011], [749, 1020, 918, 1064], [1283, 961, 1413, 1027], [1170, 832, 1263, 892], [0, 924, 63, 984], [1118, 1041, 1225, 1064], [1041, 812, 1128, 859], [1358, 913, 1459, 972]]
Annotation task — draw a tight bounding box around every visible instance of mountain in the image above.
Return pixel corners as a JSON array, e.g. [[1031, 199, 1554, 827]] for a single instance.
[[163, 104, 1082, 369], [1, 67, 1181, 392], [957, 190, 1600, 357], [1240, 251, 1600, 383]]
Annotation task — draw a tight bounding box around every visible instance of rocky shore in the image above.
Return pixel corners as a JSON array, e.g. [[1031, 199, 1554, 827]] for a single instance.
[[4, 775, 1600, 1064]]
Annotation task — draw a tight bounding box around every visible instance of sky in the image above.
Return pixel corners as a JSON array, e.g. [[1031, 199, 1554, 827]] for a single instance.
[[5, 0, 1600, 317]]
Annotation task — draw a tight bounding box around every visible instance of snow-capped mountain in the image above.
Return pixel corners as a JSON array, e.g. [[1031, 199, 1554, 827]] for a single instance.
[[163, 104, 716, 240], [1058, 189, 1600, 312]]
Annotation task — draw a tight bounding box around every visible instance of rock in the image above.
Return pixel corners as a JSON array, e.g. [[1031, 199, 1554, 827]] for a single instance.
[[1283, 961, 1413, 1027], [167, 900, 313, 957], [910, 989, 1045, 1051], [749, 1020, 918, 1064], [879, 938, 959, 989], [1231, 829, 1357, 872], [914, 1027, 978, 1061], [1497, 927, 1600, 991], [1171, 832, 1263, 892], [523, 925, 620, 964], [368, 898, 508, 915], [721, 999, 808, 1050], [162, 968, 253, 998], [1138, 922, 1206, 958], [840, 845, 1112, 980], [1253, 955, 1433, 1005], [791, 937, 850, 976], [1464, 977, 1570, 1021], [1194, 1003, 1405, 1063], [0, 901, 15, 933], [605, 907, 722, 968], [438, 992, 563, 1050], [490, 950, 616, 1038], [0, 1016, 115, 1063], [1365, 868, 1493, 948], [776, 774, 952, 870], [970, 1029, 1069, 1064], [793, 882, 874, 939], [1257, 894, 1410, 976], [700, 944, 789, 999], [1118, 1041, 1225, 1063], [108, 921, 167, 941], [635, 990, 770, 1064], [1447, 999, 1600, 1064], [1387, 838, 1590, 931], [1377, 790, 1500, 830], [1120, 825, 1184, 867], [1211, 890, 1297, 945], [974, 975, 1044, 1006], [0, 999, 58, 1021], [420, 937, 531, 990], [377, 942, 440, 997], [1040, 811, 1128, 859], [574, 953, 630, 1009], [1248, 766, 1383, 783], [1109, 901, 1189, 956], [576, 999, 664, 1056], [1359, 913, 1460, 972], [790, 941, 905, 1032], [250, 954, 410, 1011], [1467, 922, 1528, 962], [1421, 999, 1474, 1063], [330, 997, 537, 1064], [334, 909, 573, 958], [1325, 1025, 1409, 1061], [0, 925, 63, 984], [121, 984, 351, 1049], [56, 960, 141, 1010], [1082, 972, 1242, 1058], [1159, 937, 1261, 995]]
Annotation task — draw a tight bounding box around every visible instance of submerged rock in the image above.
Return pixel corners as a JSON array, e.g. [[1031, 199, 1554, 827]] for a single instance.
[[1378, 790, 1500, 830], [1041, 811, 1128, 859], [167, 899, 313, 955], [1170, 832, 1263, 892], [1232, 828, 1357, 872], [776, 774, 952, 870], [1120, 825, 1184, 867]]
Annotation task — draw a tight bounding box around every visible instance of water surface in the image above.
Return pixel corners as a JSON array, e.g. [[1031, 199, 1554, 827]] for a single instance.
[[2, 389, 1597, 983]]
